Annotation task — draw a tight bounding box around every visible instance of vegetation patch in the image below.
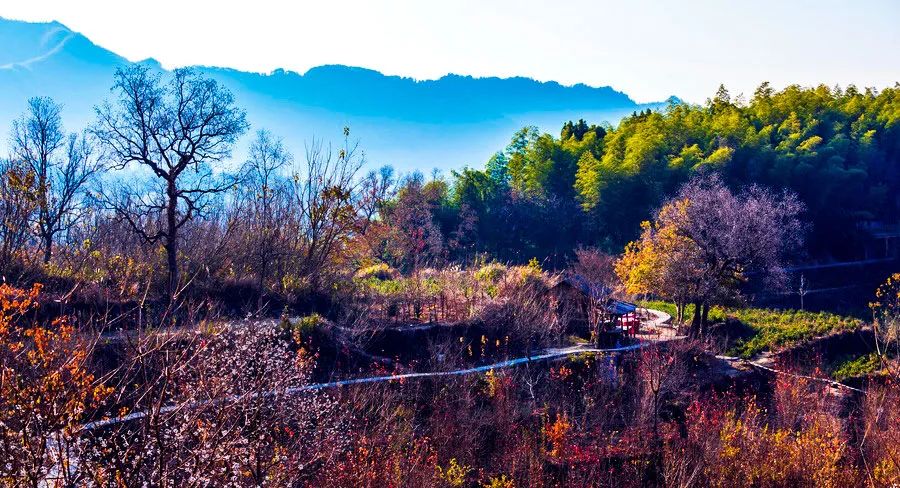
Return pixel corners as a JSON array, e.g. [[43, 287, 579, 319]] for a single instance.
[[642, 300, 863, 359], [828, 352, 883, 381], [640, 300, 727, 324], [726, 308, 863, 359]]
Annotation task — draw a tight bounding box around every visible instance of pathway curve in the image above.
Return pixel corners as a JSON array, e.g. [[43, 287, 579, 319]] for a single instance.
[[717, 354, 866, 394]]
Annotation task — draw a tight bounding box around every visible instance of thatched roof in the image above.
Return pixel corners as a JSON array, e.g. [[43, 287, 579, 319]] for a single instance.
[[549, 274, 637, 316]]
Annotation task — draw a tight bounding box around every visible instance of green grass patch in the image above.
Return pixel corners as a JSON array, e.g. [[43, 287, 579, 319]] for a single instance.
[[640, 300, 863, 359], [829, 352, 882, 381], [727, 308, 863, 359], [639, 300, 727, 323]]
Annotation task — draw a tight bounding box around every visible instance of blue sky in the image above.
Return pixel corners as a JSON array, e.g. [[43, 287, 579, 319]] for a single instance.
[[4, 0, 900, 103]]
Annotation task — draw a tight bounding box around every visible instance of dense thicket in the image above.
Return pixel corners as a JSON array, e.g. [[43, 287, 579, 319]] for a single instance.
[[412, 83, 900, 265]]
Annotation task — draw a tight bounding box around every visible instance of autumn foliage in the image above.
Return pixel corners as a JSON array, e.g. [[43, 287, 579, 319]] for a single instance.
[[0, 283, 110, 486], [0, 281, 897, 486]]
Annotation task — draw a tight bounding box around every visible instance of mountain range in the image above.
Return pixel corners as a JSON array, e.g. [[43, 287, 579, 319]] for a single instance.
[[0, 17, 677, 172]]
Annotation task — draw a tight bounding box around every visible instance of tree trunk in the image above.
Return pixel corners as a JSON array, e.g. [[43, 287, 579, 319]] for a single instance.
[[42, 232, 52, 264], [257, 259, 267, 311], [38, 169, 51, 265], [701, 303, 710, 336], [166, 180, 179, 300], [690, 301, 702, 337]]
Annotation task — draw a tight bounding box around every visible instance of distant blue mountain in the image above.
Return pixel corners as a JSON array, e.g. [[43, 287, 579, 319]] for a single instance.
[[0, 17, 677, 172]]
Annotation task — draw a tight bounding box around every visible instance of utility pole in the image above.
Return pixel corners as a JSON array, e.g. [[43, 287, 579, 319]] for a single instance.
[[798, 274, 808, 310]]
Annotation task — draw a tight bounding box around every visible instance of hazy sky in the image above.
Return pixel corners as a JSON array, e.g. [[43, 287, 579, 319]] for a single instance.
[[4, 0, 899, 103]]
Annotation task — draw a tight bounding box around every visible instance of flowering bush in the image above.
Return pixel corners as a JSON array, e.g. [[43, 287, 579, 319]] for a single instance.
[[79, 320, 346, 486]]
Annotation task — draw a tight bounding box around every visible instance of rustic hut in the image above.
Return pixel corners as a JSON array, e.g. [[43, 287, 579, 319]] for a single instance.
[[548, 274, 638, 345]]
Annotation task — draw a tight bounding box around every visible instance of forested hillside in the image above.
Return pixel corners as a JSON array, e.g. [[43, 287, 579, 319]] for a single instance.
[[410, 84, 900, 265]]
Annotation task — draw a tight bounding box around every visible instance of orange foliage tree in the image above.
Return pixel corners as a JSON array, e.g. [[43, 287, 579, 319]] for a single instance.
[[616, 198, 701, 325], [0, 283, 110, 486], [872, 273, 900, 378]]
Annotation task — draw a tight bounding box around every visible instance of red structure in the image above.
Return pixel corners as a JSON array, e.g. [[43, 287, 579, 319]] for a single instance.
[[619, 312, 640, 336]]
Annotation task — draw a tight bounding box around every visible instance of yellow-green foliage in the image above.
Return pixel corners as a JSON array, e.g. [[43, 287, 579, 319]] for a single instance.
[[43, 240, 155, 298], [829, 352, 882, 381], [354, 263, 399, 281], [354, 265, 554, 323], [436, 458, 472, 487], [357, 275, 405, 296], [292, 313, 323, 344], [475, 263, 507, 297], [709, 408, 853, 487], [728, 308, 862, 359], [496, 264, 547, 297], [354, 269, 449, 320], [483, 475, 515, 488], [475, 263, 506, 284], [517, 263, 544, 285], [871, 272, 900, 343], [642, 300, 862, 359], [281, 273, 311, 296]]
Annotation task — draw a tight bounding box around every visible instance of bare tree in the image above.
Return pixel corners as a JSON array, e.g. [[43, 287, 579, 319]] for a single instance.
[[291, 128, 363, 291], [572, 246, 616, 285], [10, 97, 102, 263], [872, 274, 900, 380], [93, 65, 248, 298], [235, 130, 293, 293], [638, 342, 690, 439], [358, 164, 396, 234]]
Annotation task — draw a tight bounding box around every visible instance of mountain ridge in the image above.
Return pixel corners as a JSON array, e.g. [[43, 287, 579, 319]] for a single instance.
[[0, 17, 677, 171]]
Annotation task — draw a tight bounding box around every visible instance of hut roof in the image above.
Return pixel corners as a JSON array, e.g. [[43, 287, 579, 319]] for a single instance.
[[549, 274, 637, 316], [550, 274, 612, 300], [606, 299, 637, 316]]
